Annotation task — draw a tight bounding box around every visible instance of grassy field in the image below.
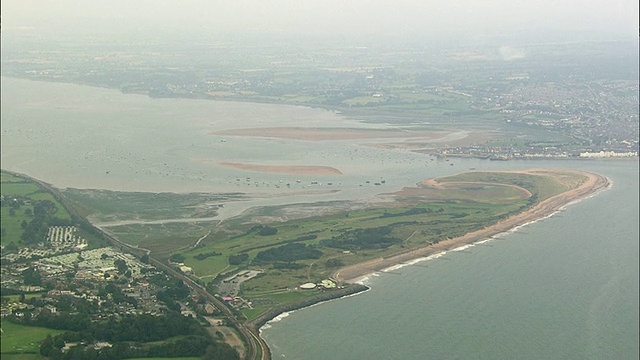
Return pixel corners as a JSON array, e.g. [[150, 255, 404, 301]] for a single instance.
[[240, 289, 324, 320], [103, 222, 214, 259], [0, 320, 64, 354], [0, 172, 24, 183], [0, 171, 73, 247], [1, 183, 42, 196], [1, 206, 32, 246], [4, 293, 45, 302], [436, 171, 572, 201], [0, 354, 42, 360]]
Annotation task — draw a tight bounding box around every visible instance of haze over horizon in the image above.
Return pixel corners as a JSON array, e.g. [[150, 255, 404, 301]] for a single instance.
[[2, 0, 638, 44]]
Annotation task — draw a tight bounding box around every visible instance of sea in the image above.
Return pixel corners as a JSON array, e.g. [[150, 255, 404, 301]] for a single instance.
[[1, 77, 638, 359]]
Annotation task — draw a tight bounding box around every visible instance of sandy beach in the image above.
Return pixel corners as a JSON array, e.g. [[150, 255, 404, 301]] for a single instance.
[[334, 169, 610, 283]]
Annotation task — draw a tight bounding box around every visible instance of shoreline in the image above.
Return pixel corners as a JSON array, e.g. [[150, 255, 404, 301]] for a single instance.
[[249, 284, 370, 333], [333, 169, 611, 283]]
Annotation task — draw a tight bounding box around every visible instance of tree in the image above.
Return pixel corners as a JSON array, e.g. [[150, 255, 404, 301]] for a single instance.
[[9, 208, 15, 216], [40, 334, 54, 356], [170, 253, 185, 263], [53, 336, 65, 349], [253, 243, 322, 263], [5, 242, 18, 252], [202, 344, 240, 360], [258, 226, 278, 236], [114, 259, 128, 274], [325, 258, 344, 268], [228, 253, 249, 265], [23, 267, 42, 286]]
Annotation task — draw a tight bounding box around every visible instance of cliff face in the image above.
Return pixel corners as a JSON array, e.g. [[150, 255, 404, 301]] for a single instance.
[[248, 284, 370, 331]]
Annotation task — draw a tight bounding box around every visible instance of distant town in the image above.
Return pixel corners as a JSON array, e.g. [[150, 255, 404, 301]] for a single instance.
[[2, 35, 637, 158]]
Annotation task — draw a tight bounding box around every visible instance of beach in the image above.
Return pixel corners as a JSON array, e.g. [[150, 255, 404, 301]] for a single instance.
[[334, 169, 611, 283]]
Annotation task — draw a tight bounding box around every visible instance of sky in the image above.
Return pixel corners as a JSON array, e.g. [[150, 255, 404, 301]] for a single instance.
[[2, 0, 638, 41]]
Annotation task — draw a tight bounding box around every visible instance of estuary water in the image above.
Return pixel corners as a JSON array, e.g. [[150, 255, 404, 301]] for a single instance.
[[1, 78, 638, 359]]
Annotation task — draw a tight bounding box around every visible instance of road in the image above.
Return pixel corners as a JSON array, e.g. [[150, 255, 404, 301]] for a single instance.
[[95, 220, 271, 360], [21, 171, 271, 360]]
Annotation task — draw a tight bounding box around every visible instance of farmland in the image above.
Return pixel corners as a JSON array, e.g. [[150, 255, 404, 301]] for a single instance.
[[0, 319, 64, 354], [0, 171, 73, 248]]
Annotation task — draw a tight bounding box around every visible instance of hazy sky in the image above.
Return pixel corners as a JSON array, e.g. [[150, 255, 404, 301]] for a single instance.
[[2, 0, 638, 40]]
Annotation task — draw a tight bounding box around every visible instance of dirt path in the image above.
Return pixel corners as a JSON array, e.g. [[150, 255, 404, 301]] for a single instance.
[[193, 229, 212, 248]]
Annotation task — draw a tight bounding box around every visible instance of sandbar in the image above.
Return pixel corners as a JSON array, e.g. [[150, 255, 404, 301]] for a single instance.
[[334, 169, 610, 283]]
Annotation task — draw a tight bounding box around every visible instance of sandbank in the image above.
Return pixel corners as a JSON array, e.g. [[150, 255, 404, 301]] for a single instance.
[[334, 169, 610, 283]]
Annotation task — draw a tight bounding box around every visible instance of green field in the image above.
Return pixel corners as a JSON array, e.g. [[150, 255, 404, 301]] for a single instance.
[[0, 171, 73, 246], [437, 171, 573, 201], [0, 354, 42, 360], [241, 290, 322, 321], [0, 320, 64, 354], [4, 293, 45, 302], [0, 173, 24, 183], [1, 183, 42, 196], [103, 222, 214, 259], [1, 206, 32, 246]]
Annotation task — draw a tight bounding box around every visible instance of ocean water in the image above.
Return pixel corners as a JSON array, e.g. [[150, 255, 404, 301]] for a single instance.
[[1, 78, 638, 359], [261, 160, 639, 360]]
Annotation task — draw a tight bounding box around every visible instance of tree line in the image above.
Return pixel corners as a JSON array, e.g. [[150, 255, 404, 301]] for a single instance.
[[253, 242, 322, 264], [321, 226, 401, 250]]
